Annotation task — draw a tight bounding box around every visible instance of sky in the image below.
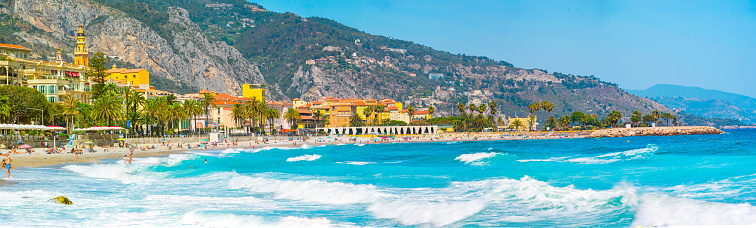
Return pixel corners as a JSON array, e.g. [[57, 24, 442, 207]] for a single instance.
[[251, 0, 756, 97]]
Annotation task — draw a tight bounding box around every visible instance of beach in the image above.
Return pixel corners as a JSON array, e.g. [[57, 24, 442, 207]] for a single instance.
[[4, 131, 590, 168]]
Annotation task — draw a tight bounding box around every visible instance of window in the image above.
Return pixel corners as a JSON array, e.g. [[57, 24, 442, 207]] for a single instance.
[[49, 85, 56, 94], [217, 108, 220, 115], [39, 86, 45, 94], [133, 75, 136, 78]]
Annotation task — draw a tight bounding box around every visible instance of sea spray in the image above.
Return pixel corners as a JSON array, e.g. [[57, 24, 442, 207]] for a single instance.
[[227, 175, 383, 204], [455, 152, 502, 165], [286, 154, 322, 162]]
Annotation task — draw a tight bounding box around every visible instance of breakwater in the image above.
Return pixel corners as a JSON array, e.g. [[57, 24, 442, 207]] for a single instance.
[[589, 126, 723, 138]]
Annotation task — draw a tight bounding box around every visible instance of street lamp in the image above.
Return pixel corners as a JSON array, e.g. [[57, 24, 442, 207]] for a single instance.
[[26, 107, 44, 125]]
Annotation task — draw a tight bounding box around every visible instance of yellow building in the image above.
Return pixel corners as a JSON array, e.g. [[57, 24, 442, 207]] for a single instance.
[[242, 84, 266, 101], [105, 64, 150, 86], [74, 24, 89, 66], [507, 115, 537, 131]]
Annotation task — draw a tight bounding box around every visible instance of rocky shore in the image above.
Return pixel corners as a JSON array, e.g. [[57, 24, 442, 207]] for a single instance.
[[588, 126, 724, 138]]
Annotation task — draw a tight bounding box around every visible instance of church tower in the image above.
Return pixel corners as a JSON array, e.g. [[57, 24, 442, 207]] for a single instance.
[[55, 47, 63, 64], [74, 24, 89, 66]]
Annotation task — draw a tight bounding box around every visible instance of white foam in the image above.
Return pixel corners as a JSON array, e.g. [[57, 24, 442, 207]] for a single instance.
[[518, 144, 659, 164], [227, 175, 384, 204], [62, 164, 149, 184], [181, 211, 334, 228], [368, 200, 485, 226], [355, 143, 365, 146], [447, 176, 639, 223], [133, 153, 197, 167], [286, 154, 322, 162], [632, 194, 756, 226], [337, 161, 375, 165], [455, 152, 501, 165]]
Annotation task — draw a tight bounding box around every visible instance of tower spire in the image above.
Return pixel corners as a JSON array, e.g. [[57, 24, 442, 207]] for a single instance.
[[74, 24, 89, 66]]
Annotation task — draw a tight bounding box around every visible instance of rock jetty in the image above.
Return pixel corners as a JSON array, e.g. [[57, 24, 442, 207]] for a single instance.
[[588, 126, 724, 138]]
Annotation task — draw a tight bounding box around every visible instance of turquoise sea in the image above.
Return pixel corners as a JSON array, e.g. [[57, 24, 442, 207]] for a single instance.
[[2, 130, 756, 227]]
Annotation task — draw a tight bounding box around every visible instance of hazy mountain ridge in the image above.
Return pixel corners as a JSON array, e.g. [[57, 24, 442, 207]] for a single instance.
[[628, 84, 756, 125]]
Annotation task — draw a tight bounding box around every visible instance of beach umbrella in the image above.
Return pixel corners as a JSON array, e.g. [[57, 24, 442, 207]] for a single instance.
[[202, 139, 208, 141], [117, 138, 126, 141], [84, 141, 93, 144], [19, 144, 31, 149]]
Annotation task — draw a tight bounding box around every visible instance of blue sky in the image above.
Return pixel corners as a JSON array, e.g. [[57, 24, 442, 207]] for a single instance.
[[252, 0, 756, 97]]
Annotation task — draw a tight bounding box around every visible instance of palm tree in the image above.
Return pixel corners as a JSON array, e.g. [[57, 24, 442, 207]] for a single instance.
[[166, 102, 185, 134], [607, 110, 622, 128], [651, 110, 661, 125], [407, 105, 415, 124], [477, 103, 486, 115], [541, 101, 553, 116], [364, 105, 374, 126], [199, 93, 217, 134], [510, 119, 524, 132], [457, 103, 466, 116], [266, 107, 280, 133], [124, 89, 146, 132], [632, 110, 643, 127], [312, 111, 324, 128], [60, 94, 80, 134], [528, 102, 541, 117], [662, 112, 673, 126], [143, 98, 163, 136], [257, 100, 269, 134], [231, 104, 245, 129], [468, 104, 476, 115], [284, 108, 301, 130], [349, 113, 365, 127], [374, 105, 386, 126], [92, 94, 124, 126], [427, 105, 435, 125], [558, 115, 572, 130], [182, 99, 203, 135], [488, 101, 497, 117]]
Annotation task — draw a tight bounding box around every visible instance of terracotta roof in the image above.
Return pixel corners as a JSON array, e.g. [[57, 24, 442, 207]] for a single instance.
[[312, 101, 322, 104], [414, 110, 429, 115], [213, 100, 240, 105], [388, 107, 398, 110], [297, 109, 313, 114], [292, 98, 301, 101], [105, 68, 127, 74], [300, 116, 314, 120], [0, 43, 30, 50], [121, 69, 145, 74]]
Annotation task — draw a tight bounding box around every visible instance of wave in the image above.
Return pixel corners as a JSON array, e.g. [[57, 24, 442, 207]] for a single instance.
[[368, 200, 485, 227], [336, 161, 375, 165], [356, 143, 366, 146], [62, 164, 152, 184], [518, 144, 659, 164], [181, 211, 335, 228], [632, 194, 756, 226], [455, 152, 502, 165], [286, 154, 322, 162], [227, 175, 384, 204], [133, 153, 197, 167]]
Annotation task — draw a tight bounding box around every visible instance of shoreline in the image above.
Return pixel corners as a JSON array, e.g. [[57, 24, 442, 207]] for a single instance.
[[4, 126, 724, 169]]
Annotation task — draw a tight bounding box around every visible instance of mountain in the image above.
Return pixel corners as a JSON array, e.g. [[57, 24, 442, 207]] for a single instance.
[[628, 84, 756, 125], [0, 0, 671, 117]]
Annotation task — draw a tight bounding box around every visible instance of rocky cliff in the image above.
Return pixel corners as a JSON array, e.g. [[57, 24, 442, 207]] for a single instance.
[[5, 0, 265, 95]]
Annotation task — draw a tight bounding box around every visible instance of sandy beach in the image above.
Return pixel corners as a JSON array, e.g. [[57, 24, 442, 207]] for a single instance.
[[1, 131, 589, 169]]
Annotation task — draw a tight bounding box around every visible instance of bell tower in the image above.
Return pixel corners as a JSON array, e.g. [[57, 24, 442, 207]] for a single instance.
[[74, 24, 89, 66]]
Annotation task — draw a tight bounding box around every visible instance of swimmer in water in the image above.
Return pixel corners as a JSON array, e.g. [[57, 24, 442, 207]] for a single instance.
[[205, 159, 208, 163]]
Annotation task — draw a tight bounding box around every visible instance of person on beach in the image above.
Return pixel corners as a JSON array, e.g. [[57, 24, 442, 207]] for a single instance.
[[124, 155, 128, 164], [3, 153, 11, 178]]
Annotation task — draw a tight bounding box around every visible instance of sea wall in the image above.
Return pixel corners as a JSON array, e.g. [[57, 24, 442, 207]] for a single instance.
[[588, 126, 723, 138]]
